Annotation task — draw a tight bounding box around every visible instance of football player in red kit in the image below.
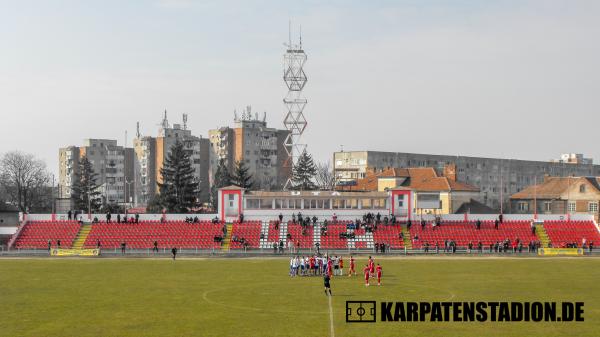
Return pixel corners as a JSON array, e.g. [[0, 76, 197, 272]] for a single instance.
[[348, 255, 356, 276], [326, 257, 333, 277], [376, 263, 383, 286], [363, 264, 370, 286], [368, 256, 375, 278]]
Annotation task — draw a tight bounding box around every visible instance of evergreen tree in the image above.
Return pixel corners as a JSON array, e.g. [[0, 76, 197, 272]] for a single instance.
[[145, 194, 163, 213], [71, 156, 102, 212], [157, 140, 200, 212], [210, 158, 232, 209], [291, 150, 317, 190], [231, 160, 254, 189]]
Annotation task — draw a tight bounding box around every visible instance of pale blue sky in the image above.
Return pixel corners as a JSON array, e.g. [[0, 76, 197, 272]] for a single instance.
[[1, 0, 599, 176]]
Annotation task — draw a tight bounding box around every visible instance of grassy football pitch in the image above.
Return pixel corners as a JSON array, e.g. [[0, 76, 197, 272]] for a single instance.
[[1, 256, 599, 337]]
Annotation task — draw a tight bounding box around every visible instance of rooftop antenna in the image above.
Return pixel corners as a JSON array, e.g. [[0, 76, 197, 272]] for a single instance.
[[161, 109, 169, 129], [124, 130, 128, 148], [234, 108, 238, 121], [182, 113, 188, 130], [262, 111, 266, 123], [136, 122, 140, 138]]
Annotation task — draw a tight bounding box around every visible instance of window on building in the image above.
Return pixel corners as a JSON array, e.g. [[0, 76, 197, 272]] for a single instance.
[[259, 199, 273, 209], [518, 202, 528, 212], [544, 202, 552, 212], [246, 199, 259, 209], [568, 202, 576, 213], [373, 198, 386, 209], [332, 199, 343, 209], [580, 184, 586, 193], [588, 202, 598, 213]]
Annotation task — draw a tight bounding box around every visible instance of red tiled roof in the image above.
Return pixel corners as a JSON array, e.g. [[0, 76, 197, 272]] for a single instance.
[[510, 176, 600, 199], [344, 167, 479, 192]]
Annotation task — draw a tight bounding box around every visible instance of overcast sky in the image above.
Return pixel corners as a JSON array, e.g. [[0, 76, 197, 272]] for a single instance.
[[1, 0, 599, 176]]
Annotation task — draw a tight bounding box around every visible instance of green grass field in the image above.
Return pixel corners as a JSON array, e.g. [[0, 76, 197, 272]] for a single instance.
[[1, 256, 599, 337]]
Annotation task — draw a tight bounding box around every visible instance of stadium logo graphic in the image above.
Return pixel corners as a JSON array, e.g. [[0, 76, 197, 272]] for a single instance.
[[346, 301, 377, 323]]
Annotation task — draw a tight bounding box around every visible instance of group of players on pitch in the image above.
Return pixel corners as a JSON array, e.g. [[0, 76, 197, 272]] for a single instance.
[[289, 255, 383, 296]]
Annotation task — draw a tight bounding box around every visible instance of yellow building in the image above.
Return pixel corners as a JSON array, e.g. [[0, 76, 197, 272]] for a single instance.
[[338, 167, 480, 215]]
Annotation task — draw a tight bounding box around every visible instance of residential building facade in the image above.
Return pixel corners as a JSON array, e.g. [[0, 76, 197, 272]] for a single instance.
[[58, 139, 134, 205], [133, 112, 210, 205], [334, 151, 600, 212], [510, 176, 600, 219], [337, 167, 480, 215], [208, 106, 290, 191]]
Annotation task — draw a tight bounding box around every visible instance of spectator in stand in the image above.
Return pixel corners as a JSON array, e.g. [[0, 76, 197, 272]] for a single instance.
[[97, 239, 101, 249], [57, 239, 61, 248], [312, 216, 317, 225], [407, 219, 412, 230], [48, 239, 52, 251], [531, 221, 536, 235], [292, 213, 296, 224], [332, 213, 337, 222], [135, 214, 139, 223], [106, 211, 111, 223], [278, 213, 283, 223], [117, 214, 121, 224], [153, 241, 159, 253], [476, 220, 481, 230], [279, 240, 284, 254], [121, 241, 126, 255], [498, 214, 503, 223], [421, 218, 426, 230], [477, 241, 483, 253], [171, 247, 177, 260], [494, 219, 499, 230], [489, 242, 494, 253], [239, 213, 244, 223], [67, 210, 72, 220]]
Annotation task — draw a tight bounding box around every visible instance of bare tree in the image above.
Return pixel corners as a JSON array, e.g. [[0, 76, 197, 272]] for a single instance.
[[314, 160, 338, 190], [0, 151, 51, 212]]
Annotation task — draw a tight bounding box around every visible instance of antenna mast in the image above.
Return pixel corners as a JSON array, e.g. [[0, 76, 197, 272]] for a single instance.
[[282, 22, 308, 189]]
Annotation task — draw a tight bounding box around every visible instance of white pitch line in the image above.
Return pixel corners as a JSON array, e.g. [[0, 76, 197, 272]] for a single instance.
[[328, 295, 335, 337]]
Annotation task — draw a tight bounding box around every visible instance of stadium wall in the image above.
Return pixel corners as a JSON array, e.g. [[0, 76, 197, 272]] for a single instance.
[[22, 213, 595, 222]]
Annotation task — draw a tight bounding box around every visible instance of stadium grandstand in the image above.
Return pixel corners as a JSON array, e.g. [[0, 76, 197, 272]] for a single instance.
[[5, 186, 600, 254]]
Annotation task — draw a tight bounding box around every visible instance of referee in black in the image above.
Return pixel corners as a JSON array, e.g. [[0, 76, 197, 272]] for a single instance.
[[324, 273, 332, 296]]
